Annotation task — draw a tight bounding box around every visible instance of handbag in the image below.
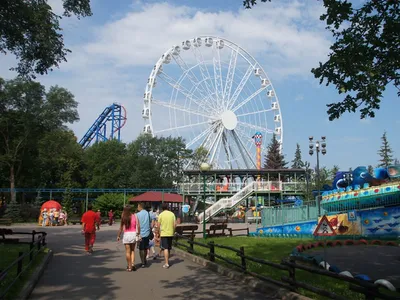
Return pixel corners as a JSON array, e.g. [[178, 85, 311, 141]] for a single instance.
[[148, 212, 154, 240]]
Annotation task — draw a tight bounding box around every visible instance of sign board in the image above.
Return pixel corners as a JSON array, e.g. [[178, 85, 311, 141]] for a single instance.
[[313, 215, 336, 236], [348, 210, 357, 222], [182, 205, 190, 214]]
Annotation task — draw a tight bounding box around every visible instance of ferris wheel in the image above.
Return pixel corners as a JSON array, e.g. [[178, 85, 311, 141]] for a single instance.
[[142, 36, 283, 169]]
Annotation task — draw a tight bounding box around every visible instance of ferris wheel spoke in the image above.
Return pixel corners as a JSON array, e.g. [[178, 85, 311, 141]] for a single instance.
[[153, 120, 210, 134], [221, 132, 231, 169], [158, 72, 214, 113], [208, 126, 224, 166], [185, 122, 219, 148], [236, 108, 274, 118], [152, 99, 214, 119], [226, 64, 254, 110], [237, 121, 274, 134], [223, 49, 238, 108], [191, 47, 218, 110], [172, 54, 211, 103], [212, 44, 224, 104], [231, 86, 267, 112], [230, 130, 257, 168]]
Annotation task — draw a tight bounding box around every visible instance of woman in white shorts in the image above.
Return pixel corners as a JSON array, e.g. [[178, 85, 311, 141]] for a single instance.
[[117, 206, 140, 271]]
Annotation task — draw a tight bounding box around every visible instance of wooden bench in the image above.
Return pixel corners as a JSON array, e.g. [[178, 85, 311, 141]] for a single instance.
[[206, 224, 229, 237], [175, 225, 199, 237], [228, 227, 249, 237], [0, 218, 12, 226], [0, 228, 19, 243]]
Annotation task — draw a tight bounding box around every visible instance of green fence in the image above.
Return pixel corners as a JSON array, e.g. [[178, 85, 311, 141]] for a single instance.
[[261, 201, 319, 227]]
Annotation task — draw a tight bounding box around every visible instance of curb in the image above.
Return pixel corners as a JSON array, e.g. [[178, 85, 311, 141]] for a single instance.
[[172, 248, 311, 300], [19, 249, 53, 300]]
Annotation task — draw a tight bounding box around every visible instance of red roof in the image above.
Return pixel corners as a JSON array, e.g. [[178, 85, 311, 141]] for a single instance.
[[129, 192, 183, 203]]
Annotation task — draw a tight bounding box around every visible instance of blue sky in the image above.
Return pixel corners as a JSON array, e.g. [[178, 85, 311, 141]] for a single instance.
[[0, 0, 398, 170]]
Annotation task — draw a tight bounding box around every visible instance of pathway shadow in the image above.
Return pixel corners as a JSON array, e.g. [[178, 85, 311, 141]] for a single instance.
[[29, 230, 121, 300], [159, 264, 278, 300]]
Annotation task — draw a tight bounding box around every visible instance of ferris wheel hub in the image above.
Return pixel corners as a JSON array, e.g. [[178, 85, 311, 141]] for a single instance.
[[221, 110, 238, 130]]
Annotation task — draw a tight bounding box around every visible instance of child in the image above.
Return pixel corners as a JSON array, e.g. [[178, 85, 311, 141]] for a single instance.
[[42, 209, 48, 227], [146, 228, 157, 260], [153, 227, 163, 259]]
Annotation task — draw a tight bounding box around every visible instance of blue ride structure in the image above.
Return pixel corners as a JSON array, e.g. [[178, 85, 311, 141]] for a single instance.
[[79, 103, 127, 149]]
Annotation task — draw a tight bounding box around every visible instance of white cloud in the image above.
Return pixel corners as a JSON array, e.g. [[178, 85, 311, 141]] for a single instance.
[[0, 1, 331, 144]]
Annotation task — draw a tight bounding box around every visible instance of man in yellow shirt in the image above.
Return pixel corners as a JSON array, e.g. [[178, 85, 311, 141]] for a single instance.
[[158, 202, 176, 269]]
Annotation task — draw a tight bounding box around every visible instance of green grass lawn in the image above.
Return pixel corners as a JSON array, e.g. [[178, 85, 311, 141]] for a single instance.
[[178, 237, 369, 300], [0, 243, 47, 300]]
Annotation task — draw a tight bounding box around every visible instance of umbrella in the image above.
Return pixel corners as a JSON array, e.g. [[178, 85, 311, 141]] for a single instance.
[[41, 200, 62, 211]]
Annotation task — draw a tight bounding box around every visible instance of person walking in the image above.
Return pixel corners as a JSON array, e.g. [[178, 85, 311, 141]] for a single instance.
[[117, 206, 140, 272], [81, 204, 101, 254], [108, 210, 114, 226], [136, 203, 153, 268], [158, 202, 176, 269]]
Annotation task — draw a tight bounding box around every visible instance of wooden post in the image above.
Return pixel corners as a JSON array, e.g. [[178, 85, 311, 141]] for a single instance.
[[17, 252, 23, 275], [31, 230, 36, 244], [209, 241, 215, 262], [29, 244, 33, 261], [188, 234, 194, 253], [239, 247, 246, 271], [288, 258, 296, 287]]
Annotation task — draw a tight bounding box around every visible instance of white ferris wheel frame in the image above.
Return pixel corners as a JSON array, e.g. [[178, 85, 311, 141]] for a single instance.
[[142, 35, 284, 168]]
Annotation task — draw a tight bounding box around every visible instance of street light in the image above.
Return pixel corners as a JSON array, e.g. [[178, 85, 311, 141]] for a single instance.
[[200, 162, 211, 239], [308, 136, 327, 216]]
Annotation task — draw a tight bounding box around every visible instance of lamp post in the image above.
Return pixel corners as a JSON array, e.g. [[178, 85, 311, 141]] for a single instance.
[[200, 162, 211, 239], [308, 136, 327, 216]]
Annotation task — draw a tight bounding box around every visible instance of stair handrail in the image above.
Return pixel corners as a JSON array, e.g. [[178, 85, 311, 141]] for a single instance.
[[198, 182, 255, 223]]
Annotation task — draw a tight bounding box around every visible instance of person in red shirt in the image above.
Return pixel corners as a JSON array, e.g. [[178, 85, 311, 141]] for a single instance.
[[81, 204, 101, 254]]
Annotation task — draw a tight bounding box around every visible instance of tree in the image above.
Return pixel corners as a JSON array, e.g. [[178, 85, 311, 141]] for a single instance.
[[367, 165, 374, 175], [243, 0, 400, 120], [37, 130, 84, 187], [189, 146, 209, 170], [330, 165, 340, 180], [377, 131, 394, 167], [394, 158, 400, 165], [93, 194, 127, 218], [264, 134, 286, 169], [0, 0, 92, 78], [291, 143, 304, 169], [0, 77, 79, 202], [84, 140, 127, 188], [4, 198, 21, 221]]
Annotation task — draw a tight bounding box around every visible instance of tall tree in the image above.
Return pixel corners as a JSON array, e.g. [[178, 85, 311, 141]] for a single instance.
[[243, 0, 400, 120], [37, 130, 84, 188], [367, 165, 374, 175], [330, 165, 340, 180], [0, 77, 79, 202], [189, 146, 209, 170], [377, 131, 394, 168], [291, 143, 304, 169], [0, 0, 92, 78], [263, 134, 287, 169], [84, 139, 127, 188]]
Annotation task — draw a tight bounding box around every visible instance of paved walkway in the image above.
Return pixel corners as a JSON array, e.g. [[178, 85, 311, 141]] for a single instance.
[[10, 224, 277, 300]]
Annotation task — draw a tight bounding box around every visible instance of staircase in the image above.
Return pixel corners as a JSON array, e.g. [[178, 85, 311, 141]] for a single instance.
[[197, 182, 256, 223]]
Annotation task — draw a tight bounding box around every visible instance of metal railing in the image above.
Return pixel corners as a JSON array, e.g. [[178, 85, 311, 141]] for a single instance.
[[261, 201, 319, 227], [179, 181, 287, 194], [197, 182, 256, 223], [0, 230, 47, 299]]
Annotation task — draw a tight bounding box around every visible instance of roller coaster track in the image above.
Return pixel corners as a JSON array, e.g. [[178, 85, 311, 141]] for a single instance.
[[79, 103, 127, 149]]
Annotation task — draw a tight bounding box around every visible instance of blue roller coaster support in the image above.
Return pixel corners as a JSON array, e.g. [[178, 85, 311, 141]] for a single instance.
[[79, 103, 127, 149]]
